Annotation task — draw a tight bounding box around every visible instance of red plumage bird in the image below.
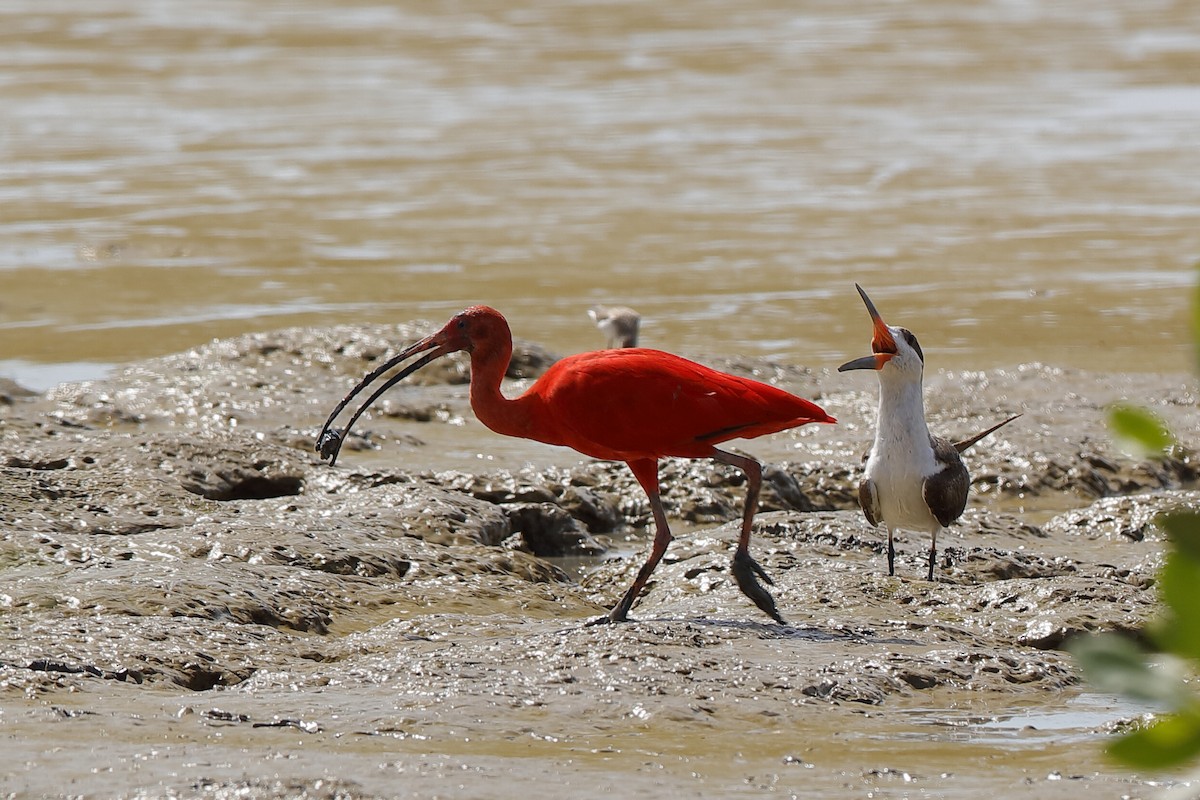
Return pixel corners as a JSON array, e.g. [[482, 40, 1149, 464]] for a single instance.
[[317, 306, 835, 624]]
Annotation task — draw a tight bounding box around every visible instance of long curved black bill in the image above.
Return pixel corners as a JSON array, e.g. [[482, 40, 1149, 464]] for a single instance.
[[315, 337, 448, 466]]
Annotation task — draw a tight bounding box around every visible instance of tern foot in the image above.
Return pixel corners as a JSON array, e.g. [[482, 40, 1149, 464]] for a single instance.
[[731, 550, 786, 625]]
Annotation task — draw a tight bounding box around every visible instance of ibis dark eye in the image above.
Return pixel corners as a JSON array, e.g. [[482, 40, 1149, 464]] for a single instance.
[[898, 328, 924, 364]]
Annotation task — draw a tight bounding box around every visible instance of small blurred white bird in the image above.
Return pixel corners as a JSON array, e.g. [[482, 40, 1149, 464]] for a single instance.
[[588, 305, 641, 349]]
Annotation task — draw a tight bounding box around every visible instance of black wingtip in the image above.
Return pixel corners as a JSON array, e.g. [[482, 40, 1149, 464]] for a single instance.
[[953, 413, 1022, 454]]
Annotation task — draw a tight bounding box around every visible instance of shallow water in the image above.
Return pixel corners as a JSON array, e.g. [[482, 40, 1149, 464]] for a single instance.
[[1, 0, 1198, 386], [0, 681, 1156, 799]]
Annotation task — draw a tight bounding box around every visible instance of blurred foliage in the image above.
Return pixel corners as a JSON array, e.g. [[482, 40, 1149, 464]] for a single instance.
[[1110, 404, 1176, 459], [1071, 517, 1200, 769], [1069, 264, 1200, 770]]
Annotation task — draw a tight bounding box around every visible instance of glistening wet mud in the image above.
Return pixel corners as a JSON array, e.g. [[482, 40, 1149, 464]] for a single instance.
[[1, 322, 1196, 797]]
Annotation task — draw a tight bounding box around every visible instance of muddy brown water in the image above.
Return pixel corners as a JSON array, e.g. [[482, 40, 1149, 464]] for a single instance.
[[2, 1, 1200, 798], [1, 1, 1198, 382]]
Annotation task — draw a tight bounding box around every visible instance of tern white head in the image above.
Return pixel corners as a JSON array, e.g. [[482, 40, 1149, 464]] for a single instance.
[[838, 284, 1019, 580]]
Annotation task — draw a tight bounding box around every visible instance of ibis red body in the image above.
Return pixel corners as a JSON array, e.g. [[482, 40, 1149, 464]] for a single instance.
[[318, 305, 834, 623]]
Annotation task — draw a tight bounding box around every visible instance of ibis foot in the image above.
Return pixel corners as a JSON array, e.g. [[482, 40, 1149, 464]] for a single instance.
[[585, 610, 632, 626]]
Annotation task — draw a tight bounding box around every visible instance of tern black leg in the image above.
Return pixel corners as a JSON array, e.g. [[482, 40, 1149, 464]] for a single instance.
[[926, 527, 938, 582], [887, 528, 896, 577]]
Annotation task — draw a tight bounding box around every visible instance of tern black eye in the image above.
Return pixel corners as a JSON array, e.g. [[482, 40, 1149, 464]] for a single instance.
[[898, 328, 924, 364]]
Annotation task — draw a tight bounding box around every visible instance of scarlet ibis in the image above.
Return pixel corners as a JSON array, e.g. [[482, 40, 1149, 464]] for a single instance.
[[317, 305, 834, 624], [588, 304, 641, 348], [838, 285, 1019, 580]]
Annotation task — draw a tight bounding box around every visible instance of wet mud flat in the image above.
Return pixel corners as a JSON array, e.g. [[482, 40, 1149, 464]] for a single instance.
[[1, 323, 1197, 798]]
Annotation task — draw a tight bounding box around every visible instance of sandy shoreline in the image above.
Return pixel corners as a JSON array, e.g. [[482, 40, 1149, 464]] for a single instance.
[[1, 323, 1197, 798]]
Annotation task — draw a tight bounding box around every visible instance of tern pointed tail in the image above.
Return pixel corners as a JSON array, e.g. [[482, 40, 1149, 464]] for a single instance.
[[953, 413, 1022, 454]]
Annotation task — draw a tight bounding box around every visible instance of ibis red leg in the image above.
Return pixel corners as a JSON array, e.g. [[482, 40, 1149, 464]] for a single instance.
[[599, 458, 674, 623], [712, 448, 785, 624]]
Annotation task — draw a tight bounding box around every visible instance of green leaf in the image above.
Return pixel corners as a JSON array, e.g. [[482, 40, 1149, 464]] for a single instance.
[[1160, 511, 1200, 562], [1109, 404, 1175, 458], [1109, 707, 1200, 769], [1155, 551, 1200, 662], [1068, 633, 1182, 705]]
